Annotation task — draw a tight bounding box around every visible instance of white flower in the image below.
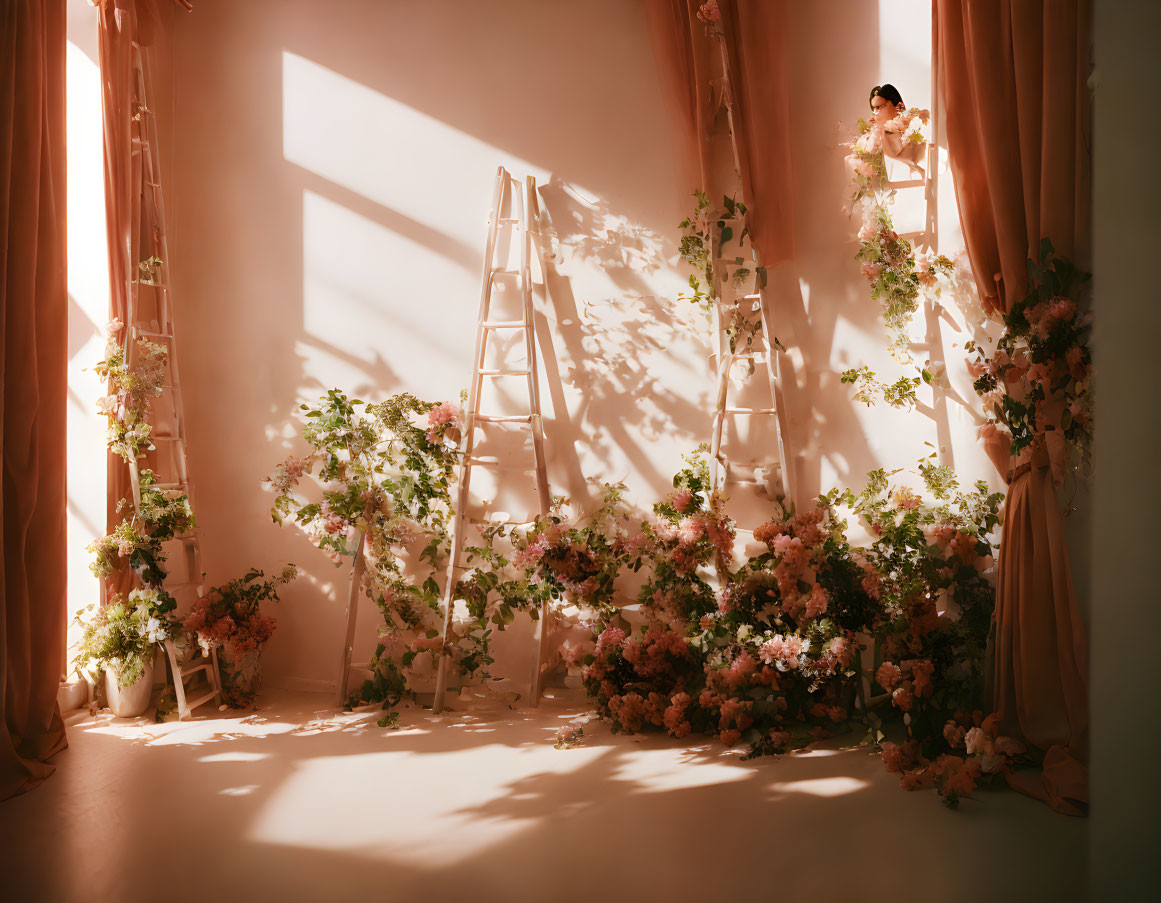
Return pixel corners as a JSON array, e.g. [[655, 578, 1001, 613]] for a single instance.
[[146, 618, 167, 643]]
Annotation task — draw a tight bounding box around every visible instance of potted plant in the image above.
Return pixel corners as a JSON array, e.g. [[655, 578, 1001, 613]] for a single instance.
[[182, 566, 298, 707], [73, 588, 171, 718]]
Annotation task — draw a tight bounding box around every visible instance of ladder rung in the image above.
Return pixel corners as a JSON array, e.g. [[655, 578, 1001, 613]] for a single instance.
[[132, 280, 169, 290], [886, 179, 925, 189], [182, 690, 217, 711], [478, 368, 531, 377], [724, 407, 778, 415], [149, 481, 185, 491], [490, 268, 521, 278], [181, 660, 210, 678], [467, 455, 501, 465], [132, 327, 174, 340], [741, 293, 762, 301], [150, 432, 184, 440], [474, 414, 532, 424], [481, 321, 528, 329], [496, 217, 520, 224]]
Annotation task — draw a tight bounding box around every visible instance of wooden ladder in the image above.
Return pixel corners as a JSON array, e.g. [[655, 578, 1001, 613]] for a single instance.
[[704, 32, 793, 505], [125, 40, 221, 721], [431, 166, 553, 714]]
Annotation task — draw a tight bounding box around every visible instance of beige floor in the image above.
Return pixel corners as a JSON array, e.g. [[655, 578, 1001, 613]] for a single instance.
[[1, 688, 1087, 903]]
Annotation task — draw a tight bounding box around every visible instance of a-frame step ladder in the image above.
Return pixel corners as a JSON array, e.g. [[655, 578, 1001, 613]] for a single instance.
[[125, 39, 221, 721], [703, 32, 793, 505], [432, 166, 553, 714]]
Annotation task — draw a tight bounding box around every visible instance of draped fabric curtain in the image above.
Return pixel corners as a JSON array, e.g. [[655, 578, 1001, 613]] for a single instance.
[[645, 0, 795, 268], [937, 0, 1092, 815], [0, 0, 69, 800]]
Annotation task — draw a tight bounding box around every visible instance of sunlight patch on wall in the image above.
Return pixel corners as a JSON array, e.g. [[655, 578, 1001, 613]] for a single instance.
[[282, 51, 545, 249], [300, 188, 477, 398], [66, 36, 110, 633]]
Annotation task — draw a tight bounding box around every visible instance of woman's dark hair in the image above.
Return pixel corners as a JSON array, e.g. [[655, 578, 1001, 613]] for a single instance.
[[869, 84, 905, 110]]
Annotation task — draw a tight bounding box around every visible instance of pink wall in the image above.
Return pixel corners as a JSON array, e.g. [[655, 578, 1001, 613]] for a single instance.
[[156, 0, 997, 692]]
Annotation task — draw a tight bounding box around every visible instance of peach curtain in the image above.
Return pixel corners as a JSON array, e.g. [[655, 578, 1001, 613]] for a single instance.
[[645, 0, 795, 267], [0, 0, 69, 800], [938, 0, 1091, 815]]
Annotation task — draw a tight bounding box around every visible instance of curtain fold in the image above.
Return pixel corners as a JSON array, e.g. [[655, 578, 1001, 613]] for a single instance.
[[0, 0, 69, 801], [936, 0, 1092, 815], [645, 0, 795, 267]]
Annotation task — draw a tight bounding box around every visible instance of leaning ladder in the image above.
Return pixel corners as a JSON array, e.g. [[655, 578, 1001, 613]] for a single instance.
[[124, 40, 221, 721], [431, 166, 553, 714], [704, 32, 792, 504]]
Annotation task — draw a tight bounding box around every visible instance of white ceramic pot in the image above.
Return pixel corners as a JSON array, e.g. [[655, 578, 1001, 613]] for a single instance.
[[105, 659, 154, 718]]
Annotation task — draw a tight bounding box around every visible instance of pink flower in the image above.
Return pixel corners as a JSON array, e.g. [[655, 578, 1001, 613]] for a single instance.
[[594, 625, 625, 655], [719, 728, 741, 747], [828, 636, 854, 667], [696, 0, 721, 24], [672, 488, 694, 513], [891, 684, 914, 712], [804, 583, 828, 618], [964, 726, 988, 756], [1066, 345, 1088, 381], [880, 741, 904, 773], [425, 400, 460, 443], [759, 634, 803, 669], [943, 720, 966, 749], [861, 261, 882, 281], [911, 659, 935, 697], [876, 661, 902, 691], [106, 317, 125, 336]]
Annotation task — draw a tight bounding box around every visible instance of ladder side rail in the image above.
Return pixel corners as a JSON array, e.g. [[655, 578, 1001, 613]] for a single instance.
[[336, 534, 367, 706], [433, 168, 508, 713], [520, 177, 552, 515], [522, 176, 553, 706]]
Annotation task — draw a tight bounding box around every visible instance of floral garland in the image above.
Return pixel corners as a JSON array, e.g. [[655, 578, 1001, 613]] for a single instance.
[[678, 191, 772, 356], [268, 390, 515, 712], [80, 322, 194, 657], [92, 319, 167, 463], [968, 241, 1093, 471], [844, 106, 956, 378]]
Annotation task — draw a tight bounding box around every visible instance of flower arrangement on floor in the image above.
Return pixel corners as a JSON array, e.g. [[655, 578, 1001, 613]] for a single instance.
[[824, 464, 1017, 805], [968, 241, 1093, 473], [73, 588, 171, 690], [182, 566, 299, 706], [582, 451, 877, 755]]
